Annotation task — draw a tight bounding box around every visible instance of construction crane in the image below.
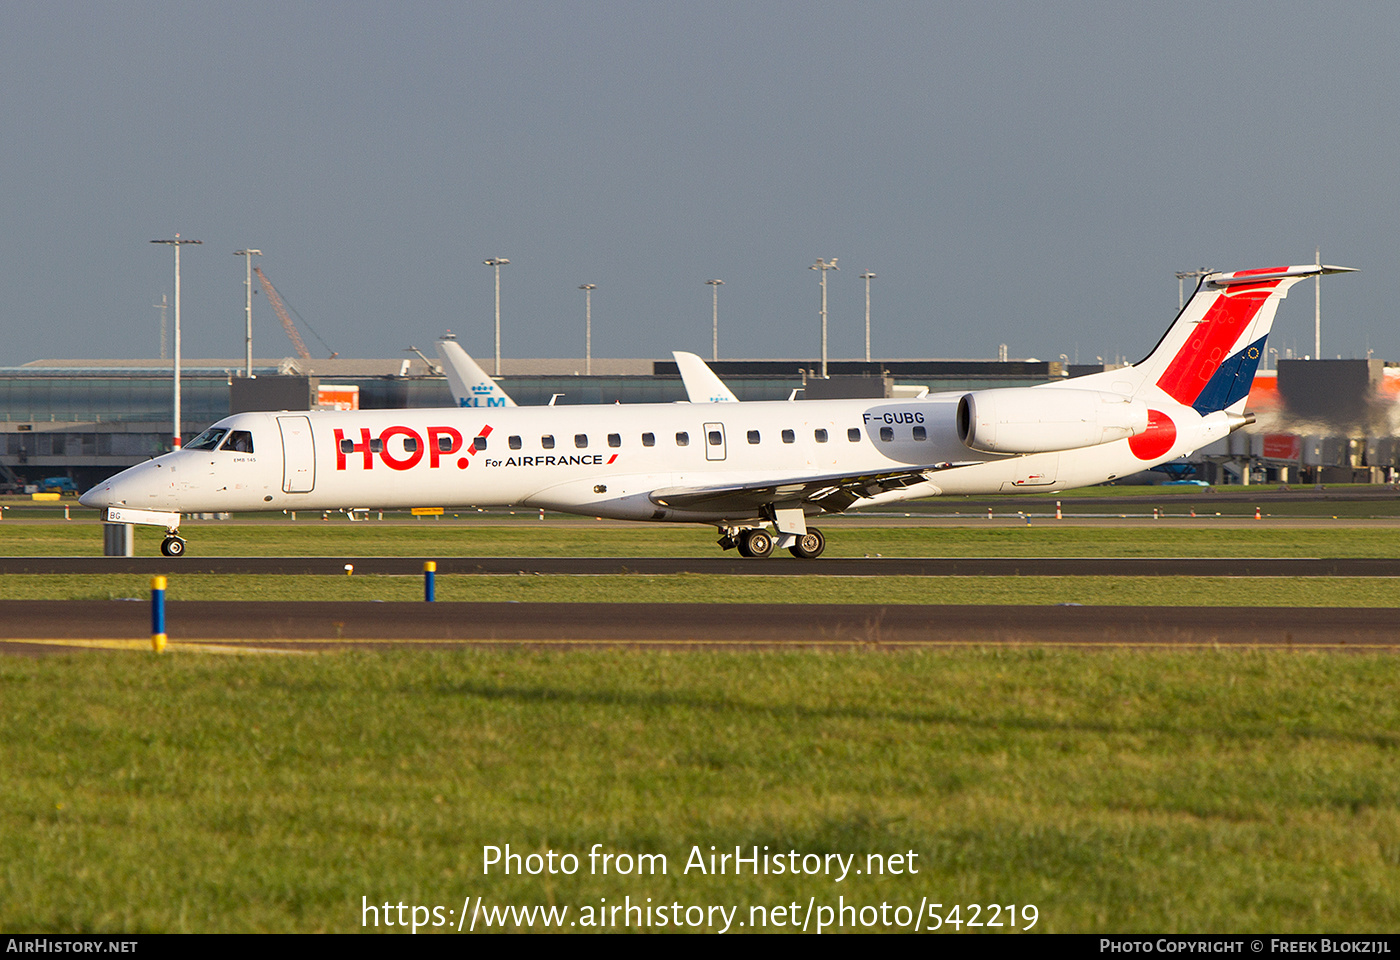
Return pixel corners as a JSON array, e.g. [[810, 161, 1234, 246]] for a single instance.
[[253, 266, 337, 360]]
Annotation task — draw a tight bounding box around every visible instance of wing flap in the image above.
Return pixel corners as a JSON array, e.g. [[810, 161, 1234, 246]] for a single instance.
[[649, 462, 975, 515]]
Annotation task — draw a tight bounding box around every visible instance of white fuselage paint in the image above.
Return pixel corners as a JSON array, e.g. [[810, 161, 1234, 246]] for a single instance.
[[81, 391, 1225, 525]]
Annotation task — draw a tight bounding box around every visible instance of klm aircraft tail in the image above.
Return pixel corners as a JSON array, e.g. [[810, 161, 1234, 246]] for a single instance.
[[435, 335, 517, 408]]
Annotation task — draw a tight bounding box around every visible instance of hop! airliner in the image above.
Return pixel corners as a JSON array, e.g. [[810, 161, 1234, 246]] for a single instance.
[[81, 264, 1354, 558]]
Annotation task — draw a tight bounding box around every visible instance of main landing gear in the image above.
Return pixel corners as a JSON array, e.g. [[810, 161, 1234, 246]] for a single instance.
[[789, 528, 826, 560], [160, 535, 186, 557], [718, 526, 825, 560]]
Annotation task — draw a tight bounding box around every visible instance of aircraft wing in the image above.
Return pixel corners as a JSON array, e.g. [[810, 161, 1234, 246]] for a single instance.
[[649, 461, 977, 514]]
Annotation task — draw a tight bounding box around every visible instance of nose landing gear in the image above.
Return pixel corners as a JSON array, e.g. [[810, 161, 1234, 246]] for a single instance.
[[160, 535, 186, 557]]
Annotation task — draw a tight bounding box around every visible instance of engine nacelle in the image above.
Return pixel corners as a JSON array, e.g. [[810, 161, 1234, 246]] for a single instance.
[[957, 388, 1149, 454]]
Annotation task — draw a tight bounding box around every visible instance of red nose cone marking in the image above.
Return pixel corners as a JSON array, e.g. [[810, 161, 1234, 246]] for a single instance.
[[1129, 410, 1177, 461]]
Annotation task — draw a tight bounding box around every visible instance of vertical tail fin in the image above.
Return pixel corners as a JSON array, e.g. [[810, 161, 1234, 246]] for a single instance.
[[1065, 264, 1356, 414], [672, 351, 740, 403], [435, 337, 517, 408]]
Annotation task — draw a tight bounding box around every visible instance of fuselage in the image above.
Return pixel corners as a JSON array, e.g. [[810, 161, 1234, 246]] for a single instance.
[[79, 391, 1226, 524]]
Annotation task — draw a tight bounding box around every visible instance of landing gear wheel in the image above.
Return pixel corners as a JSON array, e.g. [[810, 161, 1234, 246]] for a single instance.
[[160, 536, 186, 558], [738, 528, 774, 559], [788, 528, 826, 559]]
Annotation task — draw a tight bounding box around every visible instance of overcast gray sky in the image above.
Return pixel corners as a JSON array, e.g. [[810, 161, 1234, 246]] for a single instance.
[[2, 1, 1396, 368]]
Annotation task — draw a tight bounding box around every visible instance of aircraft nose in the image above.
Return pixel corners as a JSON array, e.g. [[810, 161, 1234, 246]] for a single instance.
[[79, 482, 113, 509]]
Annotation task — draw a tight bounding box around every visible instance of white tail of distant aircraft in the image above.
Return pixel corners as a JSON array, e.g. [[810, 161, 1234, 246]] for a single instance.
[[673, 351, 740, 403], [436, 339, 740, 407], [82, 263, 1354, 558], [435, 334, 516, 408]]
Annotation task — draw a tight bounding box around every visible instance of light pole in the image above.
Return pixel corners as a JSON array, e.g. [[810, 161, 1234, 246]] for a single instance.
[[706, 279, 723, 361], [1175, 267, 1212, 309], [1314, 246, 1321, 360], [234, 249, 261, 378], [483, 257, 509, 375], [151, 236, 202, 448], [579, 284, 596, 375], [859, 270, 876, 363], [810, 258, 838, 378], [154, 295, 168, 360]]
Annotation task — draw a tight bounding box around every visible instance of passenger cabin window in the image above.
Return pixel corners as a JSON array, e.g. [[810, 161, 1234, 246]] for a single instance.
[[402, 436, 419, 453], [913, 426, 927, 441], [575, 434, 588, 449], [608, 433, 621, 448], [781, 429, 795, 444], [370, 438, 383, 453], [186, 428, 227, 451], [814, 429, 828, 443], [221, 430, 254, 453], [708, 430, 723, 446], [339, 438, 355, 454], [441, 434, 458, 452], [676, 431, 690, 446], [471, 436, 488, 452], [542, 435, 555, 449], [847, 428, 861, 442], [879, 427, 894, 442], [508, 435, 522, 450], [642, 432, 655, 447], [747, 430, 761, 444]]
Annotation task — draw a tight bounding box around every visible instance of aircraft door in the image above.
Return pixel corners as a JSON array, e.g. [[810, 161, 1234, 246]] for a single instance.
[[703, 422, 727, 461], [277, 415, 316, 493]]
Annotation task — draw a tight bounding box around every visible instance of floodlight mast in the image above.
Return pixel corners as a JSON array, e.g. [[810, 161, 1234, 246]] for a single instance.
[[811, 258, 838, 378], [1175, 267, 1213, 310], [151, 236, 202, 448], [484, 257, 509, 376], [234, 249, 262, 378], [706, 279, 723, 361], [579, 284, 596, 375], [860, 270, 876, 363]]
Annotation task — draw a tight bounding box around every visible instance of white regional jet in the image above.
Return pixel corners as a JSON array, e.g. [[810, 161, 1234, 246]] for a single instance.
[[82, 264, 1353, 558]]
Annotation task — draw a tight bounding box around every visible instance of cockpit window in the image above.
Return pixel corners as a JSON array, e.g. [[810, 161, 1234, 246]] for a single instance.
[[186, 428, 227, 451], [221, 430, 254, 453]]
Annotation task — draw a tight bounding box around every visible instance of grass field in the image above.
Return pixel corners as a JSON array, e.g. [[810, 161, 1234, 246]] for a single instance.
[[5, 573, 1400, 607], [2, 649, 1397, 933], [3, 507, 1398, 933], [7, 517, 1400, 558]]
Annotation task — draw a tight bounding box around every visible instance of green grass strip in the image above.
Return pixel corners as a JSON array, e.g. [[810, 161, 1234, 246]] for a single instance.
[[7, 521, 1400, 557], [1, 649, 1396, 932], [6, 573, 1400, 607]]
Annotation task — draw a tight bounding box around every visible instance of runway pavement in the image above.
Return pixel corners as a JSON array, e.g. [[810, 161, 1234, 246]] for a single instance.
[[1, 600, 1396, 655], [5, 556, 1400, 576]]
